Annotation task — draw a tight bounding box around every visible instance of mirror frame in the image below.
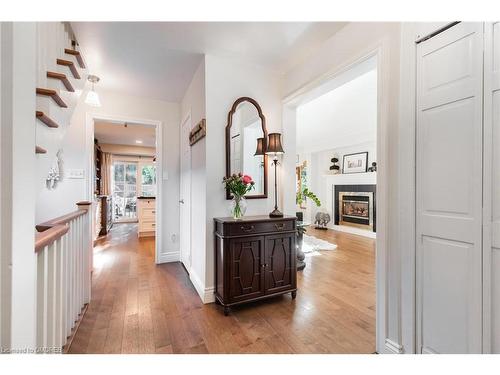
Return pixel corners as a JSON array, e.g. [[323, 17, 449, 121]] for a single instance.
[[225, 96, 268, 200]]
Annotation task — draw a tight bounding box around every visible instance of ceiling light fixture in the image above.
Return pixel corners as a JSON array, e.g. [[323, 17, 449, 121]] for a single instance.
[[135, 140, 143, 144], [85, 75, 101, 107]]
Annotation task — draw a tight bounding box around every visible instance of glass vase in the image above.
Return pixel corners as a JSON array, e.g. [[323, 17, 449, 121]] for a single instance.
[[229, 195, 247, 219]]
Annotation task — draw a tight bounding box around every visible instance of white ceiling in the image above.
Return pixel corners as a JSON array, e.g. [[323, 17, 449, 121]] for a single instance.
[[71, 22, 347, 101], [94, 120, 156, 148], [296, 66, 377, 154]]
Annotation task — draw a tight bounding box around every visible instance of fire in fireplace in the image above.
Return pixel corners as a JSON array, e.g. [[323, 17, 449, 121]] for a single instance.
[[342, 197, 370, 222]]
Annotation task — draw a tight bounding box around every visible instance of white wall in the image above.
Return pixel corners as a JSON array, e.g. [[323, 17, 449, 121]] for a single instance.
[[200, 54, 283, 302], [282, 22, 402, 354], [35, 89, 181, 262], [180, 58, 207, 298], [296, 68, 377, 155]]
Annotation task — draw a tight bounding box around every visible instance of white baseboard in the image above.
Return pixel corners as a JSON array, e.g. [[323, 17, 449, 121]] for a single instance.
[[329, 224, 377, 239], [157, 251, 180, 264], [384, 338, 404, 354], [189, 270, 215, 304]]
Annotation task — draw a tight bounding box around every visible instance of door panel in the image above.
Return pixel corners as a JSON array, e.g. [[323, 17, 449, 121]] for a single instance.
[[229, 236, 264, 301], [485, 21, 500, 353], [264, 234, 296, 295], [416, 22, 483, 354]]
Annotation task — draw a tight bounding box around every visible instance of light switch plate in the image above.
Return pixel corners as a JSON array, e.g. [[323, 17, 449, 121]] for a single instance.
[[68, 169, 85, 179]]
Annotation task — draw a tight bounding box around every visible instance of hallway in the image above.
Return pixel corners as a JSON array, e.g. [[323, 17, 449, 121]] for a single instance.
[[68, 224, 376, 354]]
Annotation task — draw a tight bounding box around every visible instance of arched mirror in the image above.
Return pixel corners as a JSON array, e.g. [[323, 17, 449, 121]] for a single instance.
[[226, 97, 268, 199]]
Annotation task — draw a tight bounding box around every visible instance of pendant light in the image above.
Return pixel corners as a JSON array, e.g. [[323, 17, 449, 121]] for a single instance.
[[85, 75, 101, 107]]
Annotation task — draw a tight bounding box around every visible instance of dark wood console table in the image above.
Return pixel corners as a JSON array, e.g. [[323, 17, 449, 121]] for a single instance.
[[214, 215, 297, 315]]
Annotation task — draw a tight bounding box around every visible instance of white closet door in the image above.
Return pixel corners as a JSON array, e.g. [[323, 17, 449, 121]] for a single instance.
[[484, 21, 500, 354], [416, 22, 483, 354]]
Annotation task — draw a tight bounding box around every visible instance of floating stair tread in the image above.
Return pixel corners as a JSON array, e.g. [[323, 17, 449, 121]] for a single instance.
[[64, 48, 86, 69], [47, 71, 74, 92], [36, 88, 68, 108], [36, 146, 47, 154], [36, 111, 59, 128], [57, 58, 80, 79]]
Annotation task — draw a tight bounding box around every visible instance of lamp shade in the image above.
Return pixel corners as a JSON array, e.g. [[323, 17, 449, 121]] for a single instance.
[[265, 133, 284, 155], [254, 137, 265, 156], [85, 89, 101, 107]]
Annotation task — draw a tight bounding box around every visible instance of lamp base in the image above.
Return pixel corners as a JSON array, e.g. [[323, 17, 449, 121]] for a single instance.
[[269, 208, 284, 218]]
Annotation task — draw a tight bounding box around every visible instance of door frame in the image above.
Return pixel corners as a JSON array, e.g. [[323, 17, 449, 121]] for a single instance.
[[85, 113, 163, 264], [282, 47, 387, 353], [179, 111, 192, 271]]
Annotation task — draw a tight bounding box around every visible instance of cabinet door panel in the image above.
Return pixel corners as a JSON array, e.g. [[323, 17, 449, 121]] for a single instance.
[[264, 234, 296, 294], [229, 236, 265, 302]]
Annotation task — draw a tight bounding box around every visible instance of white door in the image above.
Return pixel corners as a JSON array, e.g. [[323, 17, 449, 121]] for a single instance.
[[416, 23, 483, 353], [179, 115, 192, 271], [484, 21, 500, 353]]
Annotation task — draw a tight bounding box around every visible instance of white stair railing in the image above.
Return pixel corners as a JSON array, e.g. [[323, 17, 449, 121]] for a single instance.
[[34, 201, 92, 353]]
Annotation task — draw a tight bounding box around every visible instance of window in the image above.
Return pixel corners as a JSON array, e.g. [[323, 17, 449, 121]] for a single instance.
[[112, 162, 138, 221], [140, 164, 156, 197]]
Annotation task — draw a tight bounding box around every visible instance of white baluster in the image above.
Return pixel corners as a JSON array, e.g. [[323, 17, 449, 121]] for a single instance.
[[47, 242, 56, 350], [36, 247, 48, 348], [60, 233, 67, 350], [56, 236, 63, 352], [69, 220, 75, 333], [77, 215, 82, 316]]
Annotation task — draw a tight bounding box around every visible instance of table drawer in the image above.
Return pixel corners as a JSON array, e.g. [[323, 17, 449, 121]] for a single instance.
[[140, 221, 156, 232], [140, 207, 156, 219], [226, 220, 294, 236]]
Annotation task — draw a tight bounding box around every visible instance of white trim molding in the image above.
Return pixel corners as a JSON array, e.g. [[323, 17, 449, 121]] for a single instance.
[[385, 338, 404, 354], [190, 270, 215, 304], [157, 251, 180, 264], [282, 36, 396, 354]]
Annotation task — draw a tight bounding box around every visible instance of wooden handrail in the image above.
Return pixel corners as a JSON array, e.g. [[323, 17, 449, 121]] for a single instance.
[[34, 202, 91, 253], [36, 210, 87, 230], [35, 224, 69, 253]]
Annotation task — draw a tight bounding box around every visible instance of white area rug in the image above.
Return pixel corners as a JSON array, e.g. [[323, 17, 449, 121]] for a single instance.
[[302, 234, 337, 256]]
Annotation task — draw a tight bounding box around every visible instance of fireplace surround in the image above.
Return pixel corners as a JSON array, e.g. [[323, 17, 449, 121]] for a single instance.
[[334, 184, 376, 232]]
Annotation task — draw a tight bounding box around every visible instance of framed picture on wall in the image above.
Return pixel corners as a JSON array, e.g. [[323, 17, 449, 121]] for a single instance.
[[342, 152, 368, 174]]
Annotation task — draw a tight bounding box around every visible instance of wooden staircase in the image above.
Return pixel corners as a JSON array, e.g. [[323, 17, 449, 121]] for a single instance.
[[56, 58, 81, 79], [35, 26, 87, 158], [36, 111, 59, 128], [47, 71, 75, 92], [36, 87, 68, 108]]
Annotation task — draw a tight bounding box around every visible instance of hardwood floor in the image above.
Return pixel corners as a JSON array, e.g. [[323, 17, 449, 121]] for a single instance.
[[68, 224, 376, 354]]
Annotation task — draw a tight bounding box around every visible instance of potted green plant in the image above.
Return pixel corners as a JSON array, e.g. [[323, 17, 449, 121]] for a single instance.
[[296, 188, 321, 208]]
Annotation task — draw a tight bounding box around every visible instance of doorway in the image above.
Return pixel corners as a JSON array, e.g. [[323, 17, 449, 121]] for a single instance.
[[86, 114, 163, 264], [282, 49, 389, 353]]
